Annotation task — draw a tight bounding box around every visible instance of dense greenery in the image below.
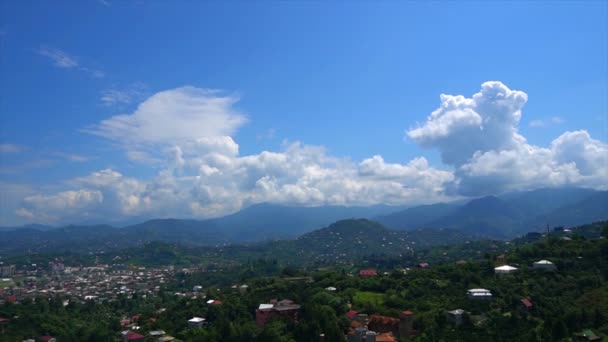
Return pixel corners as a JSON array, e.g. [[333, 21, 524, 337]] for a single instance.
[[1, 221, 607, 341]]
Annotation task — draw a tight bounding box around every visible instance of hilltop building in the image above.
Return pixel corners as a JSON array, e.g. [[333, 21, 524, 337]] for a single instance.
[[347, 310, 415, 340], [467, 288, 492, 300], [187, 317, 206, 328], [445, 309, 466, 326], [533, 260, 556, 271], [359, 269, 378, 277], [256, 299, 301, 327], [494, 265, 518, 275]]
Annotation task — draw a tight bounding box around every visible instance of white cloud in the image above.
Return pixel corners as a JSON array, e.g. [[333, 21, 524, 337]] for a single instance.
[[38, 46, 104, 78], [100, 90, 132, 106], [17, 189, 103, 223], [86, 86, 247, 150], [529, 119, 545, 127], [408, 81, 528, 166], [528, 116, 565, 128], [13, 81, 607, 224], [16, 139, 455, 224], [51, 152, 91, 162], [100, 83, 147, 107], [38, 46, 78, 68], [0, 143, 26, 154]]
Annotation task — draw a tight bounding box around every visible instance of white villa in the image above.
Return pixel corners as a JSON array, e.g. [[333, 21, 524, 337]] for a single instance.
[[494, 265, 518, 275], [533, 260, 556, 271], [467, 288, 492, 299]]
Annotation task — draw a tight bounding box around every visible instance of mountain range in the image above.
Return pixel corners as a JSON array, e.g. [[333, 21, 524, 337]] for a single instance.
[[375, 187, 607, 238], [0, 187, 606, 256]]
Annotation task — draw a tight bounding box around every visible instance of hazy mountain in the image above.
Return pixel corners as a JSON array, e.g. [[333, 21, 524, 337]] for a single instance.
[[377, 188, 606, 238], [532, 191, 608, 228], [375, 203, 460, 230], [429, 196, 525, 238], [0, 188, 605, 255], [239, 219, 477, 264], [212, 203, 404, 241], [0, 204, 404, 256], [0, 224, 55, 232], [499, 187, 599, 217]]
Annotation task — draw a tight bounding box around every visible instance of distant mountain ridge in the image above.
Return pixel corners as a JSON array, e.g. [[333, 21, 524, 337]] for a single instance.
[[377, 188, 607, 238], [0, 187, 606, 256]]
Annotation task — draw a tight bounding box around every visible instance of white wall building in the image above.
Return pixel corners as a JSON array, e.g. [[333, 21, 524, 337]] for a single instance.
[[467, 288, 492, 299], [494, 265, 518, 275], [533, 260, 556, 271]]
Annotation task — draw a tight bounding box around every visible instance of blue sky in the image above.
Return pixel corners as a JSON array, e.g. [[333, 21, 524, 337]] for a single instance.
[[0, 1, 606, 225]]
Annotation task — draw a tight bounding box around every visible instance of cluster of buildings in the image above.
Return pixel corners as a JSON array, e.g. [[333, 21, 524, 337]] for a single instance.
[[0, 262, 200, 305], [345, 309, 415, 342]]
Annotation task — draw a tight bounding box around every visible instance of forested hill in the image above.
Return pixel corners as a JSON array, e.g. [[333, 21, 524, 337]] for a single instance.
[[1, 222, 606, 341], [377, 188, 608, 237], [1, 188, 606, 256]]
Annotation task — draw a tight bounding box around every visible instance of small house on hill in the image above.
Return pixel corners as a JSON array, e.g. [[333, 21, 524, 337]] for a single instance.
[[494, 265, 517, 275], [533, 260, 556, 271], [446, 309, 466, 326], [187, 317, 206, 328], [359, 269, 378, 277], [121, 331, 144, 342], [467, 288, 492, 300], [574, 329, 601, 341], [520, 298, 533, 311]]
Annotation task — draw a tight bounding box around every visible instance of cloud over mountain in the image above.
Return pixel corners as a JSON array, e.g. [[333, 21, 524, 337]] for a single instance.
[[14, 82, 608, 224]]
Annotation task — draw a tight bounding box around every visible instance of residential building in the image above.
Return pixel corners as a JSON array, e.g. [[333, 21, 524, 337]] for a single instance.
[[467, 288, 492, 299], [445, 309, 466, 326], [121, 331, 144, 342], [256, 300, 301, 327], [187, 317, 206, 328], [494, 265, 518, 275], [520, 298, 534, 312], [573, 329, 601, 341], [359, 269, 378, 277], [239, 284, 248, 295], [533, 260, 556, 271]]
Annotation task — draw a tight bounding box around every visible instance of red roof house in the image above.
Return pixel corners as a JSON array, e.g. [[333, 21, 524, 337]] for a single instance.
[[359, 269, 378, 277], [521, 298, 534, 310], [346, 310, 358, 320], [122, 331, 145, 342]]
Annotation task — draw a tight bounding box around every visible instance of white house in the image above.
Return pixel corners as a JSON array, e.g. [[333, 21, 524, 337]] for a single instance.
[[533, 260, 556, 271], [494, 265, 518, 275], [467, 288, 492, 299], [446, 309, 466, 326], [188, 317, 206, 328]]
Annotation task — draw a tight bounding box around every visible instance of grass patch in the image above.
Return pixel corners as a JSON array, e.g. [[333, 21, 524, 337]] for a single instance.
[[0, 279, 15, 288], [353, 291, 385, 307]]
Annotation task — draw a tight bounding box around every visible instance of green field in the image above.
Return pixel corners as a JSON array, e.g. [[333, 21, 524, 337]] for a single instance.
[[0, 279, 15, 288], [353, 291, 385, 306]]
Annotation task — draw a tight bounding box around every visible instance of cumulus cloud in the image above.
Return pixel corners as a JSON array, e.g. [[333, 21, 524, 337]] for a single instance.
[[86, 86, 247, 149], [408, 81, 607, 195], [13, 81, 607, 224], [16, 139, 455, 224], [17, 189, 103, 223], [408, 81, 528, 166]]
